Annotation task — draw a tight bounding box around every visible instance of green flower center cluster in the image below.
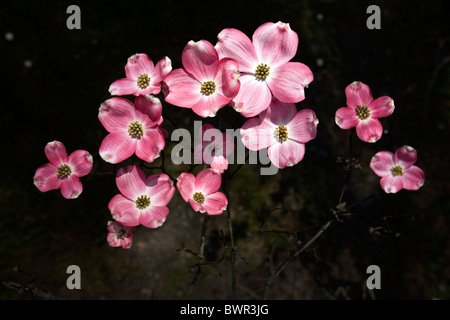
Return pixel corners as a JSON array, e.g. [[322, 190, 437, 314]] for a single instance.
[[201, 81, 216, 96], [192, 192, 205, 204], [275, 125, 288, 143], [355, 105, 371, 120], [135, 195, 151, 209], [137, 73, 151, 89], [56, 164, 72, 179], [255, 63, 270, 81], [128, 121, 144, 139], [391, 165, 404, 176]]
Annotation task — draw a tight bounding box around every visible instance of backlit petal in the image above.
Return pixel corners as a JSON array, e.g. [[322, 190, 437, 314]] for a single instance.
[[268, 140, 305, 169], [345, 81, 373, 108], [69, 150, 93, 177], [394, 145, 417, 169], [108, 194, 140, 227], [369, 151, 395, 177], [216, 28, 258, 72], [288, 109, 318, 143], [240, 118, 276, 151], [402, 165, 425, 190], [125, 53, 154, 79], [253, 21, 298, 66], [195, 169, 222, 195], [230, 74, 272, 117], [369, 96, 395, 119], [33, 163, 61, 192], [267, 62, 313, 103], [163, 68, 202, 108], [202, 192, 228, 215], [355, 118, 383, 143], [139, 206, 169, 229], [99, 132, 136, 164], [116, 165, 147, 201], [45, 141, 69, 166], [380, 175, 403, 194], [182, 40, 219, 82], [335, 106, 359, 129], [59, 175, 83, 199], [177, 172, 195, 202]]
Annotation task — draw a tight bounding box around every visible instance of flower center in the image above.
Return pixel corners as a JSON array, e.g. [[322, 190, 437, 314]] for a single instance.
[[56, 164, 72, 179], [135, 195, 151, 209], [274, 125, 288, 143], [192, 192, 205, 204], [255, 63, 270, 81], [200, 81, 216, 96], [355, 105, 371, 120], [117, 229, 126, 239], [136, 73, 151, 89], [128, 121, 144, 139], [391, 165, 404, 176]]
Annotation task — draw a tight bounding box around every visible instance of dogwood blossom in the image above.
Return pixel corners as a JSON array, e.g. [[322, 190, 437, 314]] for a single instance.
[[215, 21, 313, 117], [370, 145, 425, 193], [34, 141, 93, 199], [335, 81, 395, 143], [106, 220, 136, 249]]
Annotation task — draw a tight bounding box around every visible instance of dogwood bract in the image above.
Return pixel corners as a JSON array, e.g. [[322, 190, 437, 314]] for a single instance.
[[370, 145, 425, 194], [177, 169, 228, 215], [240, 98, 318, 169], [33, 141, 93, 199], [335, 81, 395, 143], [108, 165, 175, 228], [215, 21, 313, 117], [163, 40, 240, 118], [109, 53, 172, 96], [98, 97, 165, 164]]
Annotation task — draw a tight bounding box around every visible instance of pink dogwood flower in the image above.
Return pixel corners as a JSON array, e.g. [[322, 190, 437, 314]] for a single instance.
[[109, 165, 175, 228], [335, 81, 395, 143], [240, 98, 318, 169], [194, 124, 234, 173], [370, 145, 425, 194], [109, 53, 172, 96], [33, 141, 93, 199], [106, 220, 136, 249], [177, 169, 228, 215], [215, 21, 313, 117], [98, 97, 165, 164], [163, 40, 240, 118]]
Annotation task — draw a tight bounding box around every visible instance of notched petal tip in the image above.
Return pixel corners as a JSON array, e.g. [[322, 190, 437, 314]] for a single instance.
[[368, 136, 379, 143]]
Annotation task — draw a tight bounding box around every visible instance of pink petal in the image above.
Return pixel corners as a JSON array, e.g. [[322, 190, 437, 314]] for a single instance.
[[182, 40, 219, 82], [345, 81, 373, 108], [163, 68, 202, 108], [369, 151, 395, 177], [210, 155, 228, 173], [230, 74, 272, 117], [195, 169, 222, 195], [355, 118, 383, 143], [33, 163, 61, 192], [45, 141, 69, 166], [177, 172, 195, 202], [108, 194, 140, 227], [59, 175, 83, 199], [267, 62, 313, 103], [145, 174, 175, 206], [380, 175, 403, 194], [135, 127, 165, 163], [335, 106, 359, 129], [150, 56, 172, 84], [202, 192, 228, 215], [402, 166, 425, 190], [125, 53, 154, 79], [68, 150, 93, 177], [268, 140, 305, 169], [191, 93, 230, 118], [240, 118, 276, 151], [394, 145, 417, 169], [215, 28, 258, 73], [252, 21, 298, 67], [116, 165, 147, 201], [99, 132, 136, 164], [215, 58, 240, 99], [369, 96, 395, 119], [139, 206, 169, 229], [98, 98, 136, 133], [134, 95, 163, 124], [264, 99, 297, 126], [288, 109, 318, 143], [188, 198, 203, 213], [109, 78, 139, 96]]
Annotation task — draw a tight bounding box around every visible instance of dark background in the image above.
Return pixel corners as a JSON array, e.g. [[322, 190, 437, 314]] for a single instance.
[[0, 0, 448, 300]]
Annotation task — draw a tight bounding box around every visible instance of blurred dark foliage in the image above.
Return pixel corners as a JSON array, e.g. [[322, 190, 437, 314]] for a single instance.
[[0, 0, 448, 300]]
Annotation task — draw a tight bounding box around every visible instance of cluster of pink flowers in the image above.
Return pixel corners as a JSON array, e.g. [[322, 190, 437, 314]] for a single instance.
[[335, 81, 425, 193], [33, 21, 424, 249]]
